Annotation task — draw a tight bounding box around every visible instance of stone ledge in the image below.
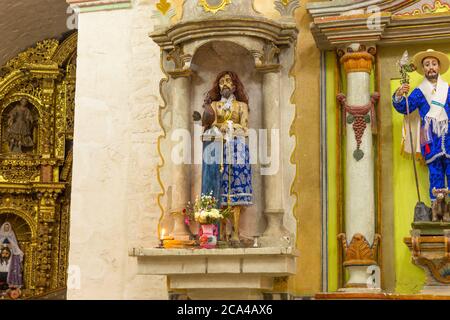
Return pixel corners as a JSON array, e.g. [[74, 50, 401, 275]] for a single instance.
[[130, 246, 297, 257], [130, 247, 297, 276], [129, 246, 298, 299]]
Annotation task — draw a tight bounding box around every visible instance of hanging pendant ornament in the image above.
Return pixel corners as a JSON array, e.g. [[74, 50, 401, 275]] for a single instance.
[[337, 93, 380, 162], [198, 0, 232, 14]]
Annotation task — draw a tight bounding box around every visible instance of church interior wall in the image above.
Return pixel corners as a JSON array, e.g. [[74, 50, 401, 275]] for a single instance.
[[12, 0, 450, 299], [68, 1, 168, 299]]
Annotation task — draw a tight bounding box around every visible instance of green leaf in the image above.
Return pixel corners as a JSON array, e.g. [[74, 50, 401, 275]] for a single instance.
[[353, 149, 364, 161], [364, 114, 370, 123], [347, 115, 354, 124]]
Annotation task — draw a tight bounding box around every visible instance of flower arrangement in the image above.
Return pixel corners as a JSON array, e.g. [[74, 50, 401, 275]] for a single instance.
[[184, 192, 231, 225]]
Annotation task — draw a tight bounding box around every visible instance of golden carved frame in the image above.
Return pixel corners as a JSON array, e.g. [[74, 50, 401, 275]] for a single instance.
[[198, 0, 232, 14], [0, 31, 77, 299]]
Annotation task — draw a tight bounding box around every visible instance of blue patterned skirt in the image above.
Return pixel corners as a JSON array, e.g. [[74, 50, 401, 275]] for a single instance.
[[221, 137, 253, 206]]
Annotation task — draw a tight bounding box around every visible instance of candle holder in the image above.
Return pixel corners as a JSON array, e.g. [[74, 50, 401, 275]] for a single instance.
[[253, 236, 260, 248]]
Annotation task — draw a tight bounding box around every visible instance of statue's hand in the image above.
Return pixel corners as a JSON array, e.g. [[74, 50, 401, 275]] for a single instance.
[[396, 83, 410, 97], [192, 111, 202, 122], [233, 123, 246, 135], [219, 123, 228, 134]]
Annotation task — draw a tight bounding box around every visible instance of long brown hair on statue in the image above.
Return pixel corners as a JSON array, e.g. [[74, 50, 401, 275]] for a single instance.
[[204, 71, 249, 107]]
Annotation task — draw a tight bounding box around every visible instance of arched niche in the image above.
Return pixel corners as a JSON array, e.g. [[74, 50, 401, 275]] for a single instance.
[[189, 40, 265, 238], [1, 96, 40, 155], [153, 6, 298, 246], [0, 211, 34, 291]]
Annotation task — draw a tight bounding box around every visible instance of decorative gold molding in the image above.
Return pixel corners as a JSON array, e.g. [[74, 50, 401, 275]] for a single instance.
[[198, 0, 232, 14], [157, 53, 169, 239], [396, 0, 450, 15], [156, 0, 171, 15]]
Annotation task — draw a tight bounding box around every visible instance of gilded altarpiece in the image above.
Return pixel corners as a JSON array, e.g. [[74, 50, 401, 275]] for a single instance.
[[0, 32, 76, 299]]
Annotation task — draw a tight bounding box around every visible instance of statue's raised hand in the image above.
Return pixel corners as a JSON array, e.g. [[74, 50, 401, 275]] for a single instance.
[[192, 111, 201, 122], [396, 83, 410, 97]]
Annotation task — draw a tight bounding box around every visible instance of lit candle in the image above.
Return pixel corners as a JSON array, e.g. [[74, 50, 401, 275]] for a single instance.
[[159, 228, 166, 248]]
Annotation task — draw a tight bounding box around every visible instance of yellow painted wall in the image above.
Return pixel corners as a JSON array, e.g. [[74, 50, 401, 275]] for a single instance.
[[325, 51, 339, 292], [289, 1, 322, 296]]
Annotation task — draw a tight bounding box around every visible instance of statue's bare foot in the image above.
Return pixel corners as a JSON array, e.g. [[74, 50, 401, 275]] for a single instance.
[[230, 234, 241, 247]]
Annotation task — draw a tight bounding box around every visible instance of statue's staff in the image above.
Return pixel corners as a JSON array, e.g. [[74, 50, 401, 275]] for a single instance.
[[398, 51, 421, 202]]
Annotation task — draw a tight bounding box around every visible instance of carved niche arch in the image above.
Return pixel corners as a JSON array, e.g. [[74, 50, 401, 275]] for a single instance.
[[1, 95, 41, 154], [0, 211, 34, 291], [153, 2, 298, 246]]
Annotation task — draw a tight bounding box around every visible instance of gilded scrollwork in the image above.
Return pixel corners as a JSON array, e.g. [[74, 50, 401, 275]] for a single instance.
[[2, 39, 59, 72], [0, 31, 77, 299], [198, 0, 232, 14], [0, 164, 40, 183]]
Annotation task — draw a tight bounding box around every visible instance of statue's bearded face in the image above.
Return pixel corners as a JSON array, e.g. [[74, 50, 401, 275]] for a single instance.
[[219, 74, 236, 99], [422, 57, 440, 81], [0, 248, 10, 264]]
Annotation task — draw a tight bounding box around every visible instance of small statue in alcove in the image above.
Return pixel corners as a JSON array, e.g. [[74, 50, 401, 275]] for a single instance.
[[4, 98, 36, 153], [194, 71, 253, 244], [0, 222, 24, 298]]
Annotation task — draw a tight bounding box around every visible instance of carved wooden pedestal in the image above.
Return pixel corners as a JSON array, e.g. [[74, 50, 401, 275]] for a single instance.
[[405, 224, 450, 295]]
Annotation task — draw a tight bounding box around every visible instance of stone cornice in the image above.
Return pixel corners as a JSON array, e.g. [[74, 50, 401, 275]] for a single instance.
[[150, 17, 298, 51], [309, 11, 450, 49], [66, 0, 131, 13]]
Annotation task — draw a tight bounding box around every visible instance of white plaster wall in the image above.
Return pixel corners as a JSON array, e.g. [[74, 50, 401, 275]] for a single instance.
[[68, 0, 167, 299]]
